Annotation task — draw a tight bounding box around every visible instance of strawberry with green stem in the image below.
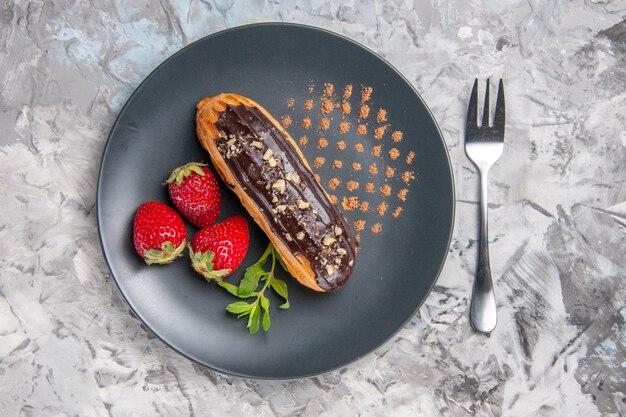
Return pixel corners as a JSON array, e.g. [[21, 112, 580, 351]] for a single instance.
[[133, 201, 187, 264], [189, 215, 249, 280], [219, 244, 290, 334], [166, 162, 221, 228]]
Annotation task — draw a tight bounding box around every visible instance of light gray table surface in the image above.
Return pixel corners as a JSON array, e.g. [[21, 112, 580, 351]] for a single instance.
[[1, 1, 624, 416]]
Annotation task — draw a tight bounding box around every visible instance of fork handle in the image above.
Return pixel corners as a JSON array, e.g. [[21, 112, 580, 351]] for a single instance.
[[470, 171, 497, 334]]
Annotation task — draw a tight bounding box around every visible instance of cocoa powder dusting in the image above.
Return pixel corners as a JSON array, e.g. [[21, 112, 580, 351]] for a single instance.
[[368, 163, 378, 175], [338, 121, 350, 134], [304, 99, 314, 110], [371, 222, 382, 234], [380, 184, 391, 197], [385, 166, 396, 178], [342, 196, 359, 211], [354, 143, 365, 152], [359, 104, 370, 119], [313, 156, 325, 168], [356, 124, 367, 135], [319, 118, 330, 130], [299, 135, 308, 146], [352, 162, 361, 171], [392, 207, 404, 218], [343, 84, 353, 99], [354, 220, 366, 231], [371, 145, 382, 157], [329, 194, 338, 204], [321, 98, 334, 114], [402, 171, 415, 184], [281, 115, 292, 127], [347, 181, 359, 191], [287, 98, 295, 108], [391, 130, 403, 143], [359, 201, 369, 212], [377, 108, 387, 122], [388, 148, 400, 160], [341, 101, 351, 115], [361, 86, 373, 102], [301, 117, 312, 129], [333, 160, 343, 169], [377, 202, 388, 216], [406, 151, 415, 164], [374, 125, 388, 140], [328, 178, 340, 190], [308, 83, 315, 93], [365, 182, 375, 193], [397, 188, 408, 202], [314, 173, 321, 182], [323, 83, 335, 97], [337, 140, 346, 150], [317, 137, 328, 149]]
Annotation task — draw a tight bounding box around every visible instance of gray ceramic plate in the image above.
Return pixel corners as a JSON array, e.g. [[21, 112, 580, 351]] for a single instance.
[[97, 23, 454, 379]]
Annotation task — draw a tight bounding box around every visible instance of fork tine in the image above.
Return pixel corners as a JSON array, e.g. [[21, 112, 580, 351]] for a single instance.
[[466, 79, 478, 129], [493, 79, 506, 138], [482, 79, 490, 127]]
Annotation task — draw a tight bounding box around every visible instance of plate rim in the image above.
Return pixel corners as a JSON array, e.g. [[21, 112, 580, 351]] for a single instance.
[[96, 22, 456, 380]]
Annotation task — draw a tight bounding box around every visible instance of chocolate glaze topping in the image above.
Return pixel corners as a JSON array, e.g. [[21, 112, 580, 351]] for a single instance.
[[214, 104, 357, 291]]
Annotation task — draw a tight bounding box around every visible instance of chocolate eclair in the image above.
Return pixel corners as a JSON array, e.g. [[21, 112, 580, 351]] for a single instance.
[[196, 94, 357, 292]]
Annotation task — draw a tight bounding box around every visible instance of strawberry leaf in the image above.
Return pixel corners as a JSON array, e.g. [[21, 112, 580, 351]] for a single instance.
[[143, 240, 186, 265], [165, 162, 209, 185], [189, 247, 230, 281]]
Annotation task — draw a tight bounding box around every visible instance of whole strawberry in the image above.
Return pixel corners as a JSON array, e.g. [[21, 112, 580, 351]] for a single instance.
[[133, 201, 187, 264], [166, 162, 221, 228], [189, 215, 249, 280]]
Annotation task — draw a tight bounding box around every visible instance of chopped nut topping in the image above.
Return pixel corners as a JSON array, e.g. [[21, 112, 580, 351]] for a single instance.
[[337, 248, 347, 256], [296, 231, 305, 240], [271, 195, 279, 203], [334, 226, 342, 236], [291, 172, 301, 185], [250, 141, 263, 149], [265, 183, 271, 190], [285, 233, 293, 241], [297, 200, 310, 209], [326, 264, 335, 275], [322, 236, 337, 246], [334, 257, 342, 265], [348, 260, 354, 267], [268, 157, 277, 167], [276, 204, 287, 212], [272, 179, 286, 193], [227, 138, 237, 146], [262, 148, 273, 161]]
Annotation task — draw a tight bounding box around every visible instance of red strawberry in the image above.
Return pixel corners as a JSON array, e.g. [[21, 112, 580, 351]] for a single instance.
[[189, 215, 249, 280], [133, 201, 187, 265], [166, 162, 221, 228]]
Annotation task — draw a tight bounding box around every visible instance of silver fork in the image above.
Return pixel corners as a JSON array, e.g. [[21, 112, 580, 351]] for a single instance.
[[464, 79, 505, 334]]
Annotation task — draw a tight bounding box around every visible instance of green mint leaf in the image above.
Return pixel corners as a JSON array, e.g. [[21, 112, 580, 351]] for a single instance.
[[262, 308, 271, 331], [226, 301, 253, 315], [247, 303, 261, 335], [260, 295, 271, 331], [270, 278, 290, 309], [239, 265, 265, 297], [274, 248, 288, 271], [218, 281, 240, 297], [260, 294, 270, 310]]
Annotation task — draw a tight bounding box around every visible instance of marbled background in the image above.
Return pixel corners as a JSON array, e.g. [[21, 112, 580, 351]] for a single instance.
[[1, 0, 624, 416]]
